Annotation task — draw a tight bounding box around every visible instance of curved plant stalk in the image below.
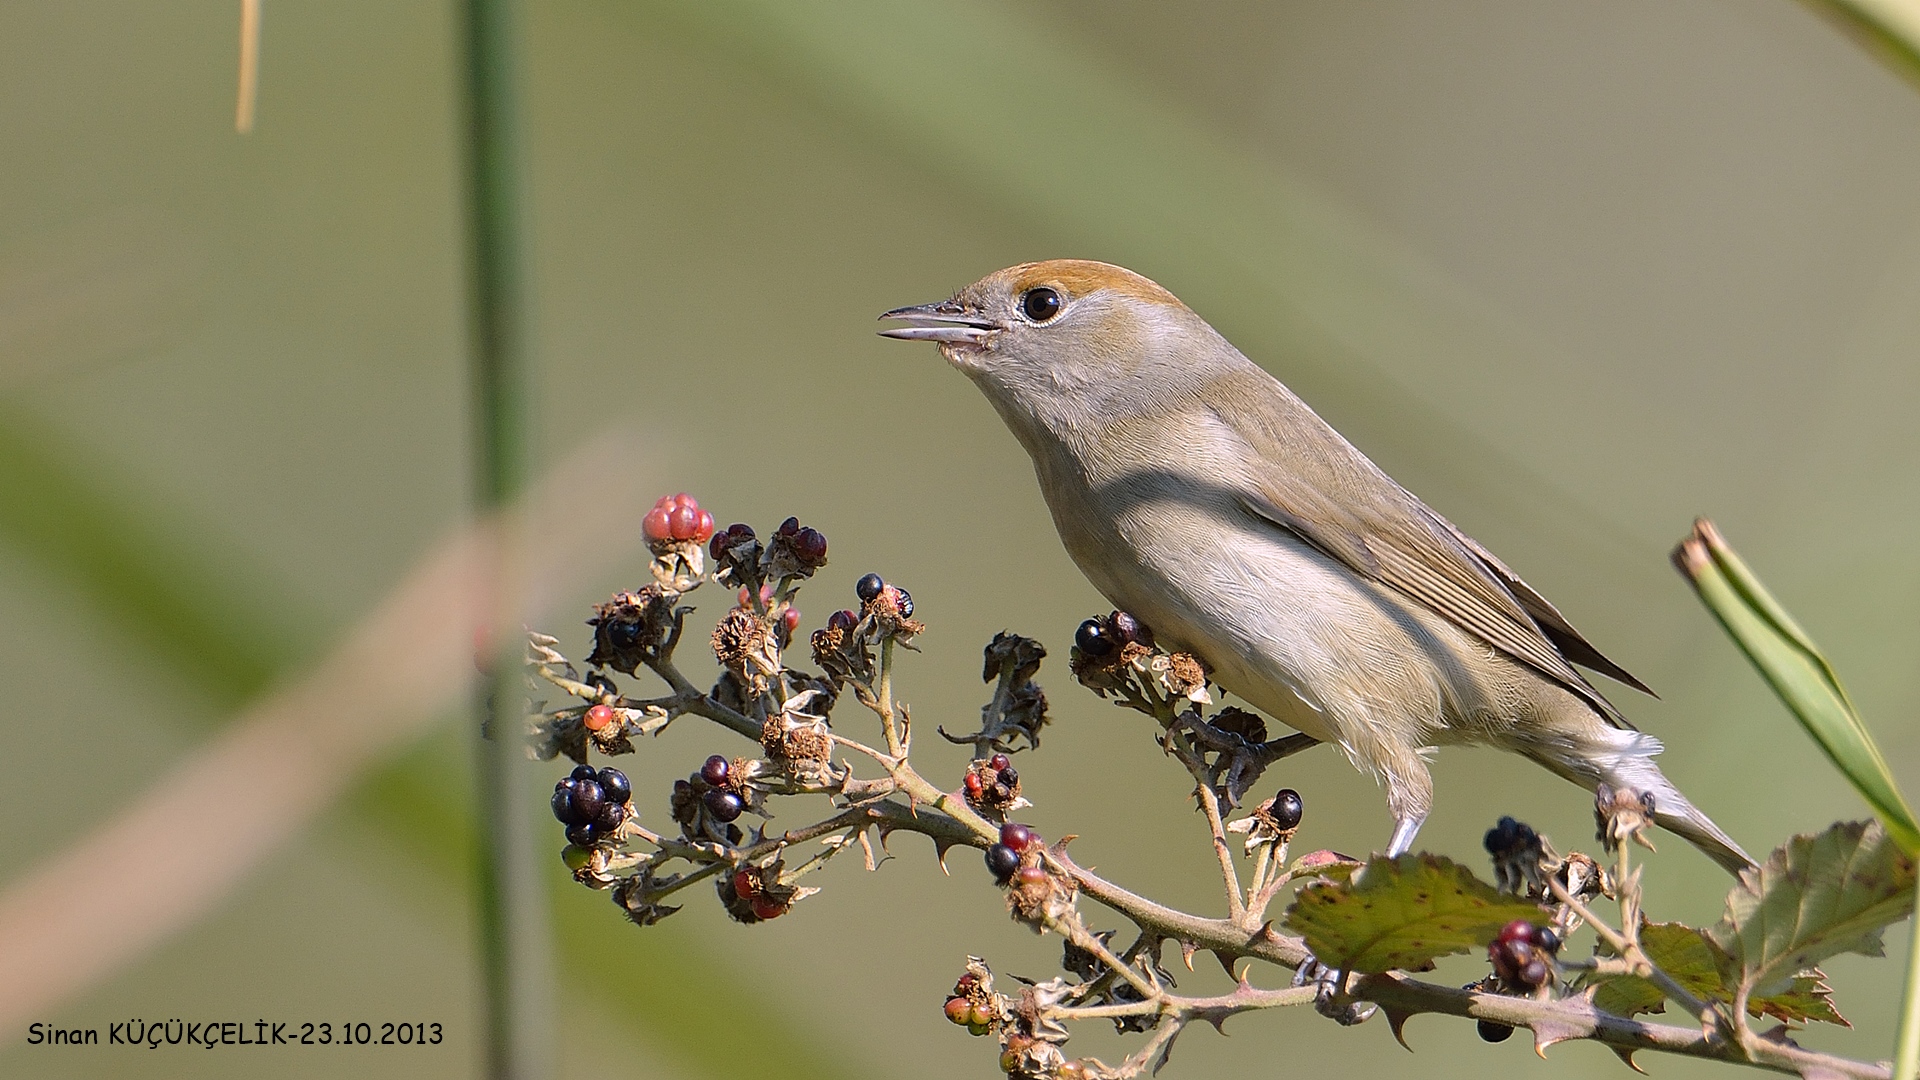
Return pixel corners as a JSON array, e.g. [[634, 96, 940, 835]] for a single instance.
[[1800, 0, 1920, 92], [1674, 518, 1920, 1079]]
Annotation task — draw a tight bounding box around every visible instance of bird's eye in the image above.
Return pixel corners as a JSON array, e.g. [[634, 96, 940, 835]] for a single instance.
[[1021, 287, 1062, 322]]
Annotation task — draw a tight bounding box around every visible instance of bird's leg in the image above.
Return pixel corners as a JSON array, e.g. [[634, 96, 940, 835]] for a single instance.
[[1384, 813, 1427, 858]]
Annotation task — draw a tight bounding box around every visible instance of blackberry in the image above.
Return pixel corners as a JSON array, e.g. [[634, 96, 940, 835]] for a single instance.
[[855, 573, 885, 602], [565, 824, 596, 848], [597, 767, 631, 805], [1270, 789, 1304, 832], [1477, 1019, 1513, 1043], [570, 780, 607, 824], [984, 844, 1020, 881], [570, 764, 598, 784], [704, 788, 745, 823], [1073, 618, 1114, 657]]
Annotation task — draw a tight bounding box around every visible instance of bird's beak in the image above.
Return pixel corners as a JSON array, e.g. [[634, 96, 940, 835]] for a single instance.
[[876, 300, 1001, 344]]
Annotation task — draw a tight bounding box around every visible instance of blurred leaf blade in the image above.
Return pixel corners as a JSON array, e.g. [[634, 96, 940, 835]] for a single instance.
[[0, 403, 297, 707], [0, 408, 841, 1080], [1673, 518, 1920, 854], [1801, 0, 1920, 92]]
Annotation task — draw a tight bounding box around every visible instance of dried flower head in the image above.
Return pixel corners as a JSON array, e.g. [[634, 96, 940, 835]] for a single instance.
[[587, 587, 677, 675], [1595, 782, 1658, 853], [711, 606, 780, 695]]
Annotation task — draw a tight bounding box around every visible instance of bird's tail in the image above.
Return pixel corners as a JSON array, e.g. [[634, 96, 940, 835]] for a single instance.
[[1530, 730, 1756, 875]]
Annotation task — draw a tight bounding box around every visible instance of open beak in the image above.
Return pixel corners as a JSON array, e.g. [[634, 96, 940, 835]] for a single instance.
[[876, 300, 1001, 344]]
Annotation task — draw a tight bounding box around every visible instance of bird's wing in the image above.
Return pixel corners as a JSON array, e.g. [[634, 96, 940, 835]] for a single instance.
[[1205, 384, 1639, 727], [1424, 511, 1655, 696]]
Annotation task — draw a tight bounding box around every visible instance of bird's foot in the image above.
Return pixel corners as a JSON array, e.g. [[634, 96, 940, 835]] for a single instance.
[[1292, 956, 1376, 1026]]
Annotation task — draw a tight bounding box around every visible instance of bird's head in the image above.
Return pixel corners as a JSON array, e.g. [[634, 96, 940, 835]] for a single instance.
[[879, 260, 1232, 431]]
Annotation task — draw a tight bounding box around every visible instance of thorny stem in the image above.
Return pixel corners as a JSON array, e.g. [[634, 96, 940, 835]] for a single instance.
[[1546, 873, 1718, 1025], [530, 587, 1895, 1080]]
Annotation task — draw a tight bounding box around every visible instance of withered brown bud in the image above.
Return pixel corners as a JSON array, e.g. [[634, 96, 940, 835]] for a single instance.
[[587, 587, 676, 675], [983, 631, 1047, 687], [712, 606, 779, 694], [1595, 783, 1657, 853]]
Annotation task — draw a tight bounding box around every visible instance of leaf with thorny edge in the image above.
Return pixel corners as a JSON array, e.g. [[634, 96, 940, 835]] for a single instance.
[[1580, 921, 1848, 1027], [1282, 854, 1546, 974], [1708, 820, 1916, 999]]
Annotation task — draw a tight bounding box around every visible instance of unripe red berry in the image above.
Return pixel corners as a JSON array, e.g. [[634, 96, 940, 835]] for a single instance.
[[750, 895, 786, 920], [828, 609, 858, 632], [963, 772, 985, 799], [642, 506, 672, 542], [733, 869, 756, 898], [782, 608, 801, 633], [999, 822, 1035, 853], [1497, 919, 1536, 945], [967, 1001, 993, 1027], [583, 704, 616, 732], [943, 997, 971, 1025], [701, 754, 731, 787], [1520, 957, 1550, 988], [989, 753, 1011, 772], [1014, 865, 1049, 887]]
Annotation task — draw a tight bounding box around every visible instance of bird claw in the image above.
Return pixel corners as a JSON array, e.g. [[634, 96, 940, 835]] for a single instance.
[[1293, 956, 1377, 1026]]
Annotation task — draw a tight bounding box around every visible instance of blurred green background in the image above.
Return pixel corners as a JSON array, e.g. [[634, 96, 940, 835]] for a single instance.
[[4, 1, 1920, 1077]]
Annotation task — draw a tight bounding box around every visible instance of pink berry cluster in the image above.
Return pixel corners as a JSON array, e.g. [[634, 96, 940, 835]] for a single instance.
[[670, 753, 750, 845], [642, 492, 715, 546], [1487, 918, 1559, 992], [984, 821, 1044, 887], [941, 972, 996, 1035], [963, 753, 1021, 816]]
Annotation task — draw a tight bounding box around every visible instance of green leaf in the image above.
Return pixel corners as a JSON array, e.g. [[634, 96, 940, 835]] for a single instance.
[[1283, 854, 1545, 974], [1708, 820, 1916, 998], [1581, 921, 1847, 1027], [1673, 520, 1920, 854]]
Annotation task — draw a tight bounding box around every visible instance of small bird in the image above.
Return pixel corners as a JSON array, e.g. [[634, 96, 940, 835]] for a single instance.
[[880, 260, 1753, 872]]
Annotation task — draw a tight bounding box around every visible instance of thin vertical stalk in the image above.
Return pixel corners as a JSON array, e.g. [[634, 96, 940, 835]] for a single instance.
[[460, 1, 550, 1078], [1896, 890, 1920, 1080]]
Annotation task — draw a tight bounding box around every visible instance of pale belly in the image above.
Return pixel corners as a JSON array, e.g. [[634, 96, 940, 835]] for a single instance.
[[1044, 471, 1460, 754]]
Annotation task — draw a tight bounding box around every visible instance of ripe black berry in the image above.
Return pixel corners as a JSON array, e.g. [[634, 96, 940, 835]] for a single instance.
[[571, 764, 598, 784], [855, 573, 885, 602], [984, 843, 1020, 882], [704, 788, 745, 823], [701, 754, 731, 787], [1111, 611, 1144, 644], [595, 802, 627, 831], [571, 780, 606, 823], [565, 824, 596, 847], [605, 620, 642, 650], [999, 822, 1035, 852], [1271, 789, 1304, 831], [1477, 1019, 1513, 1043], [776, 516, 800, 537], [997, 766, 1019, 788], [1535, 927, 1560, 955], [1074, 619, 1114, 657], [597, 767, 631, 805], [551, 788, 577, 824], [1483, 815, 1536, 857]]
